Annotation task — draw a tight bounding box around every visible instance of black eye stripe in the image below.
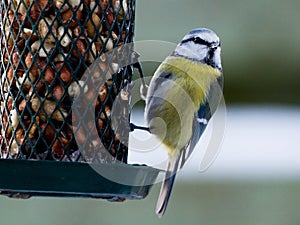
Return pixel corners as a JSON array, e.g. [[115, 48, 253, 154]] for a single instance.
[[181, 37, 219, 47], [193, 37, 210, 45]]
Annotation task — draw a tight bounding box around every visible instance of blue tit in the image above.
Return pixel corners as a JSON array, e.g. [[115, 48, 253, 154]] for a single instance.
[[144, 28, 223, 217]]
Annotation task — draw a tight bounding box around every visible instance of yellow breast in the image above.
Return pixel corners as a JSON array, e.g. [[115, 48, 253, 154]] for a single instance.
[[150, 56, 221, 155], [157, 56, 221, 107]]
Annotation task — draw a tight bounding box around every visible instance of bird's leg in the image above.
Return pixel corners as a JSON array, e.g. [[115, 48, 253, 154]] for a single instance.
[[129, 123, 151, 133], [118, 115, 150, 133], [127, 61, 149, 132]]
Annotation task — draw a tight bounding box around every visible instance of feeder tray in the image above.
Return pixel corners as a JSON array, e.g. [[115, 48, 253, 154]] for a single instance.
[[0, 159, 161, 200], [0, 0, 160, 200]]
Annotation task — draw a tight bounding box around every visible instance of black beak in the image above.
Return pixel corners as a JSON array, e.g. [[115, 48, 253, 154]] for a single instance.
[[209, 42, 220, 50]]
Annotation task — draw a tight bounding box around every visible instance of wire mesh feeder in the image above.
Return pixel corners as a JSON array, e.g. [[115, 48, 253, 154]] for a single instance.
[[0, 0, 160, 200]]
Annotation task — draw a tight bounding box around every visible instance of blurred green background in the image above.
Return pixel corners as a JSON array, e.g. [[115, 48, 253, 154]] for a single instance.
[[135, 0, 300, 105], [2, 182, 300, 225], [1, 0, 300, 224]]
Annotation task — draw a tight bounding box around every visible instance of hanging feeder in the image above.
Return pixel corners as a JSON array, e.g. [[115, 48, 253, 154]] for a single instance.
[[0, 0, 160, 200]]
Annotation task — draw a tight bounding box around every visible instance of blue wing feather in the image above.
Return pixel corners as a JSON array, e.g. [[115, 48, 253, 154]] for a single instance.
[[185, 103, 209, 160], [185, 75, 223, 161]]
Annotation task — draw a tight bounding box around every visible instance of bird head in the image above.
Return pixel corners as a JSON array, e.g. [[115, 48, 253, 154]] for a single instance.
[[172, 28, 222, 71]]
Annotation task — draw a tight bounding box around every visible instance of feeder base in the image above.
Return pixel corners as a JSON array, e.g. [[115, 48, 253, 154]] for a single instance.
[[0, 159, 161, 201]]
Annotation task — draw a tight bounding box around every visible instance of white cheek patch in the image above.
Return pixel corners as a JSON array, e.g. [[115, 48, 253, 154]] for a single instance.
[[175, 44, 208, 62]]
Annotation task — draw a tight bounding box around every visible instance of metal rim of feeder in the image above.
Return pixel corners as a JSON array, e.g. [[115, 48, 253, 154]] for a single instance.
[[0, 0, 160, 200]]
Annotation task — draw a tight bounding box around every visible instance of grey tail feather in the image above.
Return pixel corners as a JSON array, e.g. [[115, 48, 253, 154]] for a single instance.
[[156, 154, 181, 218]]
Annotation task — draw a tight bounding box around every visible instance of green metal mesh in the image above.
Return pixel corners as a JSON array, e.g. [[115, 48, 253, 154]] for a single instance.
[[0, 0, 136, 163]]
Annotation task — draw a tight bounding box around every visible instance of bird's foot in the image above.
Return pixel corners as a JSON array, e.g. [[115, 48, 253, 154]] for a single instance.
[[129, 123, 150, 133]]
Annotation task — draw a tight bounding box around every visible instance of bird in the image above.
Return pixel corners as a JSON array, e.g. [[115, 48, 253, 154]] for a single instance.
[[144, 28, 223, 217]]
